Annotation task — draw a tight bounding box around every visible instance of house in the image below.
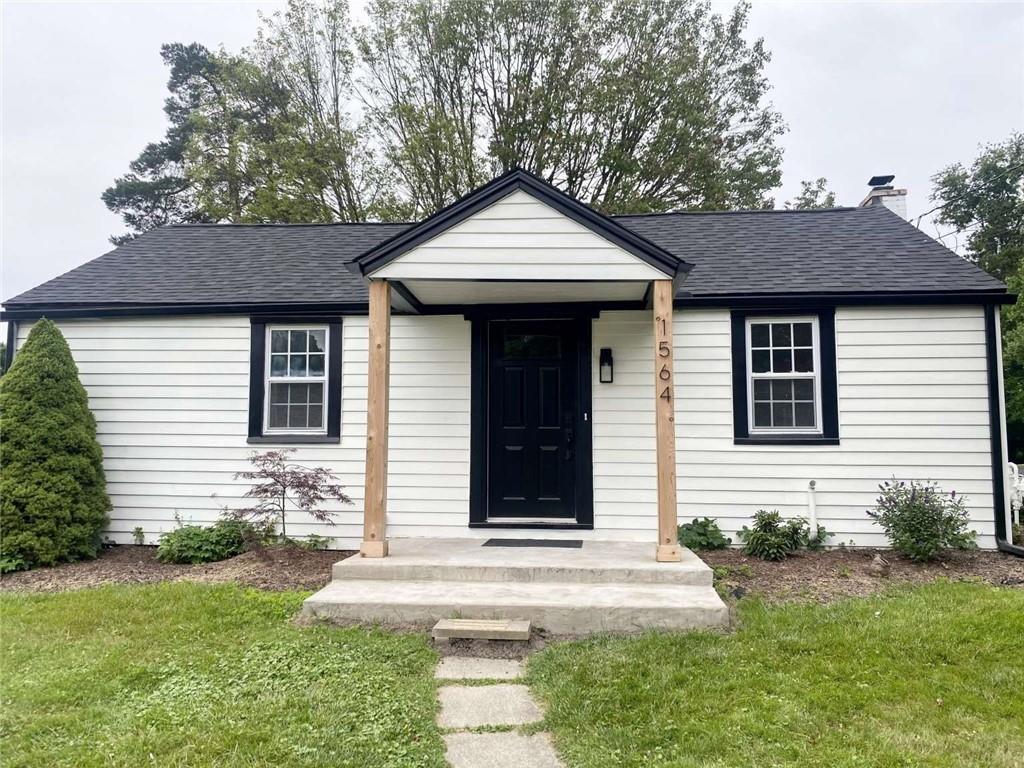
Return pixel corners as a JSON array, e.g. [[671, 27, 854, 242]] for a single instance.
[[3, 170, 1019, 564]]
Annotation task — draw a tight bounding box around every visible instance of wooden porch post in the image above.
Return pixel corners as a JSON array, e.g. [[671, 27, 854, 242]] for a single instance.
[[361, 279, 391, 557], [653, 280, 682, 562]]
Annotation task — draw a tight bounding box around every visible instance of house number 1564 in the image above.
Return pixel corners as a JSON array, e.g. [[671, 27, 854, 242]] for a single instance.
[[656, 315, 672, 402]]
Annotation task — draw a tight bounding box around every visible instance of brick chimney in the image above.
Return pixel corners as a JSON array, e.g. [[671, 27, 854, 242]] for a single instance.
[[859, 174, 908, 219]]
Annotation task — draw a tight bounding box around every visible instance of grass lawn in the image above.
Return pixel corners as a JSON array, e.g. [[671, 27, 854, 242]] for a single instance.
[[0, 583, 444, 768], [4, 580, 1022, 768], [528, 582, 1024, 768]]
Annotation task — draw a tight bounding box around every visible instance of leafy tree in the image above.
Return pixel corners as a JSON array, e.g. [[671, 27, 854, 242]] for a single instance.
[[102, 43, 226, 244], [785, 177, 837, 209], [250, 0, 405, 222], [930, 133, 1023, 282], [1003, 261, 1023, 462], [105, 9, 405, 242], [228, 449, 351, 540], [0, 320, 110, 570], [106, 0, 786, 238], [358, 0, 784, 217]]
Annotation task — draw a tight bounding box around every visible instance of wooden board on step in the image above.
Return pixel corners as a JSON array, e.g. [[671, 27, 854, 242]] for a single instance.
[[432, 618, 531, 642]]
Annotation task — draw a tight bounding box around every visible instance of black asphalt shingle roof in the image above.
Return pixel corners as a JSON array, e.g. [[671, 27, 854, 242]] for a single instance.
[[3, 204, 1006, 311], [616, 205, 1006, 296]]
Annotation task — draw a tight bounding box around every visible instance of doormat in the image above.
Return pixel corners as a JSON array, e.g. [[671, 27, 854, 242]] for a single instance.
[[482, 538, 583, 548]]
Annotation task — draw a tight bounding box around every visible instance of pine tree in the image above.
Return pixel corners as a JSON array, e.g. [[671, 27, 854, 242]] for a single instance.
[[0, 319, 110, 569]]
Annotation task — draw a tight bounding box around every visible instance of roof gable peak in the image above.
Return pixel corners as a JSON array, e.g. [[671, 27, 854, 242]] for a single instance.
[[353, 169, 688, 278]]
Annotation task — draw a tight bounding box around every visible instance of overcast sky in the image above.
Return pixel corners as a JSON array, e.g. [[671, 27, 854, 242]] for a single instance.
[[2, 1, 1022, 312]]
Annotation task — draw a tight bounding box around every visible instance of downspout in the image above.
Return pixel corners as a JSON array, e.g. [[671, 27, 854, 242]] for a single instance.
[[807, 480, 818, 541], [986, 304, 1024, 557], [4, 319, 16, 372]]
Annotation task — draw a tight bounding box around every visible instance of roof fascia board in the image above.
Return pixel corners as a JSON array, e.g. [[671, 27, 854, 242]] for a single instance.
[[3, 290, 1014, 322], [676, 291, 1017, 308], [0, 302, 371, 321], [354, 169, 689, 278]]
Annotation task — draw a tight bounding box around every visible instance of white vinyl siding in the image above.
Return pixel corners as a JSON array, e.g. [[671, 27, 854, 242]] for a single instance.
[[16, 315, 472, 548], [677, 306, 995, 547], [16, 304, 998, 549], [591, 312, 659, 540], [371, 189, 666, 282], [589, 307, 997, 548]]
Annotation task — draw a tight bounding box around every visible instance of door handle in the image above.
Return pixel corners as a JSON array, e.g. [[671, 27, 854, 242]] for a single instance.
[[565, 427, 575, 460]]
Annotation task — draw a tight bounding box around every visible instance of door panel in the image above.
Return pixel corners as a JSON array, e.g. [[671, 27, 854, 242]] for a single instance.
[[488, 320, 578, 518]]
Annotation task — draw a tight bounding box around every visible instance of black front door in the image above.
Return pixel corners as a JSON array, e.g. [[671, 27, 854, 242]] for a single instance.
[[487, 320, 581, 519]]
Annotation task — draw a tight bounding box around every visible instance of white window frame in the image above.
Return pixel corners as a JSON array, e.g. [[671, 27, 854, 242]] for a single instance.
[[264, 324, 329, 435], [745, 315, 823, 435]]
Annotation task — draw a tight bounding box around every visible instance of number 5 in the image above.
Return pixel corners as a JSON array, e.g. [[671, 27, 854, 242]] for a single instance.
[[658, 340, 671, 358]]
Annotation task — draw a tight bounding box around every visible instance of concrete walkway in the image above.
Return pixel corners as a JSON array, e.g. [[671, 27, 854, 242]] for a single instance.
[[435, 657, 564, 768]]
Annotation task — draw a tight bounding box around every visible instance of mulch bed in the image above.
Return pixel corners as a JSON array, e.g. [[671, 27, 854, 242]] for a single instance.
[[3, 543, 1022, 607], [0, 544, 353, 594], [702, 547, 1024, 604]]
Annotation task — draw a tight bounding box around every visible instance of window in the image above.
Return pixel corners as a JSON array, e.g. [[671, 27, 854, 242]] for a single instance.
[[266, 327, 327, 432], [503, 333, 561, 359], [730, 309, 839, 444], [747, 318, 820, 432], [248, 319, 342, 443]]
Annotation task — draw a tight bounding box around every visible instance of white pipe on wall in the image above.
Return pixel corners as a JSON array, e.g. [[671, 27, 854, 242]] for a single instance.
[[807, 480, 818, 540]]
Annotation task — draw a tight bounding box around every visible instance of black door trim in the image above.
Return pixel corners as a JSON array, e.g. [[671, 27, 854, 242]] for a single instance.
[[469, 311, 593, 528]]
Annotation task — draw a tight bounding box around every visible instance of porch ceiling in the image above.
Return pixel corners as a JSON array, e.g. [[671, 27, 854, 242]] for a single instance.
[[397, 278, 649, 307]]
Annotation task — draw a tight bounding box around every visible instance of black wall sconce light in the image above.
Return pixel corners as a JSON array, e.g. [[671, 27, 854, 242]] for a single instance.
[[599, 347, 614, 383]]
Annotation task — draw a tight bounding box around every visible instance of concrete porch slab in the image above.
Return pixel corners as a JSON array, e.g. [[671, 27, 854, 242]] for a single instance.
[[303, 537, 729, 635], [332, 537, 713, 585], [303, 578, 728, 634]]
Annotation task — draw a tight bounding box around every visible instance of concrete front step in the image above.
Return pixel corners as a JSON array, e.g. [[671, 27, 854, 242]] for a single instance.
[[331, 538, 713, 586], [302, 578, 729, 634]]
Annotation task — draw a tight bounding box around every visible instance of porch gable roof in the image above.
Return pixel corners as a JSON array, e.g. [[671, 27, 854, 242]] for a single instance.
[[352, 168, 689, 281]]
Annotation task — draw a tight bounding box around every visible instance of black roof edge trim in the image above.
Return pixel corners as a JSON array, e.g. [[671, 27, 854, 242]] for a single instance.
[[4, 290, 1013, 322], [0, 302, 370, 321], [353, 168, 688, 277], [676, 291, 1016, 308]]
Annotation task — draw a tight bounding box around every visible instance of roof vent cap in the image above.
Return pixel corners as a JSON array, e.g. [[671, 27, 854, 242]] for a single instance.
[[860, 175, 907, 219]]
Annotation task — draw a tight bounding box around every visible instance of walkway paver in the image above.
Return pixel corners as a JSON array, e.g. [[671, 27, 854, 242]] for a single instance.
[[437, 684, 542, 729], [443, 732, 564, 768], [435, 653, 563, 767], [435, 657, 523, 680]]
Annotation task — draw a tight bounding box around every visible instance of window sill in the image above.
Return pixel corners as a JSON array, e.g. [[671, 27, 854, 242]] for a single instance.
[[247, 435, 340, 445], [734, 436, 839, 446]]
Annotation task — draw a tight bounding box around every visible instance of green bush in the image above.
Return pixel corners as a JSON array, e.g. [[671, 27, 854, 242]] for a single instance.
[[298, 533, 332, 550], [738, 510, 830, 561], [0, 319, 110, 570], [868, 479, 976, 562], [156, 520, 256, 564], [677, 517, 731, 550]]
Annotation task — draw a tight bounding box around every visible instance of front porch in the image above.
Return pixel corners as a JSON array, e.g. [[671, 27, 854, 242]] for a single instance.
[[302, 538, 729, 634], [352, 171, 691, 563]]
